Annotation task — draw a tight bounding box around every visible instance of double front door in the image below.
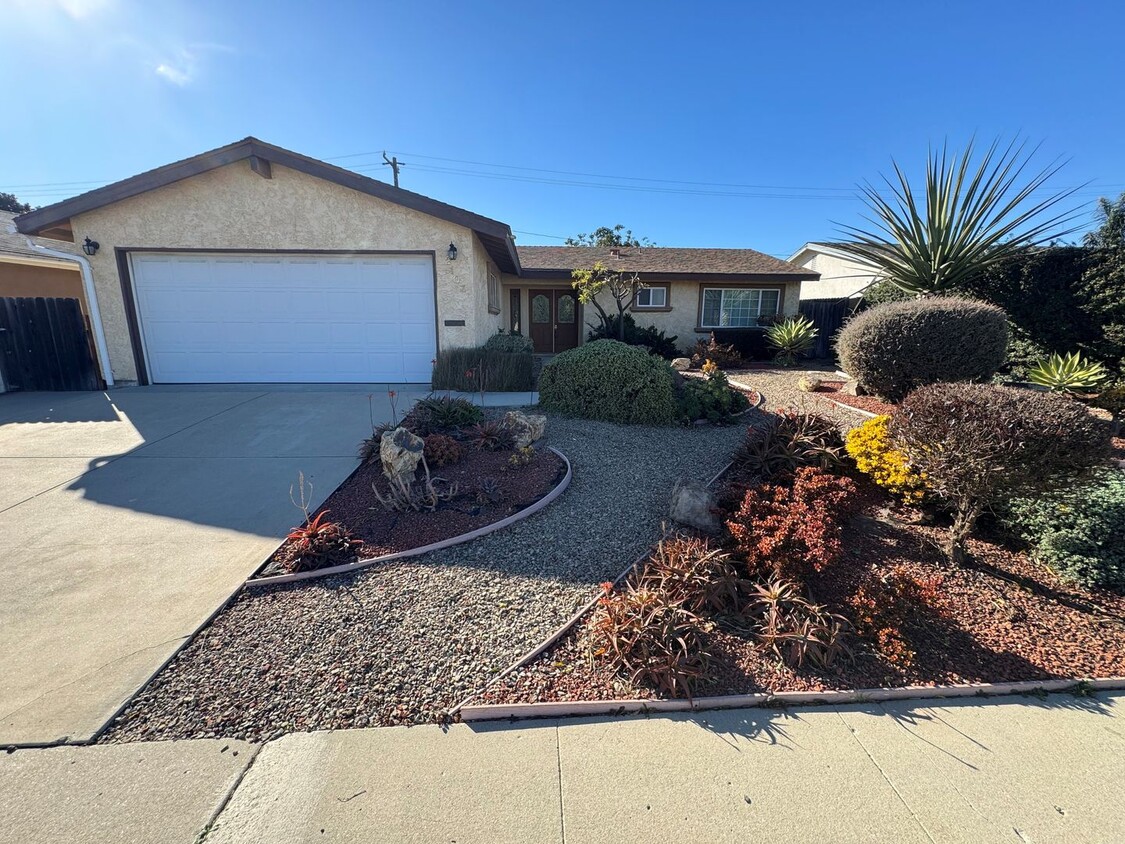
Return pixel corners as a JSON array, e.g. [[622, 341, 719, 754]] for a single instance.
[[529, 289, 579, 354]]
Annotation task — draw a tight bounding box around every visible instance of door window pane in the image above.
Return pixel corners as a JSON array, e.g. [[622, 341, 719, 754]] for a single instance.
[[557, 294, 575, 323], [532, 294, 550, 323]]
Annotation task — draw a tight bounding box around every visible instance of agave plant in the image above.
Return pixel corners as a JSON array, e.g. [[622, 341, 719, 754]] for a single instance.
[[1027, 352, 1109, 392], [765, 316, 818, 365], [834, 139, 1080, 295]]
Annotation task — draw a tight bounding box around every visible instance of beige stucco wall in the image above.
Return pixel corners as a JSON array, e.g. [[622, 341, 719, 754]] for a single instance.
[[502, 275, 801, 354], [792, 250, 874, 300], [0, 259, 87, 316], [70, 159, 491, 383]]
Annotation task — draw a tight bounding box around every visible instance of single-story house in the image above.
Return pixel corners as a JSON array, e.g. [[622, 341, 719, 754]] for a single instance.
[[13, 137, 818, 385], [788, 242, 878, 300]]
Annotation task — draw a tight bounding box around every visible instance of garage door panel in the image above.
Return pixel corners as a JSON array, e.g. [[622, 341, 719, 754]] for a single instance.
[[131, 253, 436, 383]]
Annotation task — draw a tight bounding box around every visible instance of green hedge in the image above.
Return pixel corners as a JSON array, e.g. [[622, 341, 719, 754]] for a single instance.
[[1001, 470, 1125, 592], [431, 346, 534, 392], [483, 331, 534, 354], [538, 339, 678, 425], [836, 296, 1008, 401]]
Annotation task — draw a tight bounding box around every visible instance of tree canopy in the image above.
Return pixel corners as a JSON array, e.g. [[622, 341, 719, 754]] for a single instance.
[[0, 192, 32, 214], [565, 224, 654, 248]]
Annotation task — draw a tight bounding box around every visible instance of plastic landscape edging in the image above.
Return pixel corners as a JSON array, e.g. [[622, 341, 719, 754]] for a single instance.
[[457, 677, 1125, 723], [823, 396, 879, 419], [244, 446, 571, 588]]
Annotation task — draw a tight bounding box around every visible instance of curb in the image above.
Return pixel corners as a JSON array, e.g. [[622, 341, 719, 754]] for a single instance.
[[822, 396, 879, 419], [458, 677, 1125, 723], [245, 447, 572, 588]]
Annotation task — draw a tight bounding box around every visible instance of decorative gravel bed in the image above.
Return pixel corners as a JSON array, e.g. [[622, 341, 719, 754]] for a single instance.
[[726, 365, 870, 430], [256, 446, 566, 578], [99, 413, 749, 743], [475, 510, 1125, 706]]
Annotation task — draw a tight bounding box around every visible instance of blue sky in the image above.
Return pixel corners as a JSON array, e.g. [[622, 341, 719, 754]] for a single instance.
[[2, 0, 1123, 258]]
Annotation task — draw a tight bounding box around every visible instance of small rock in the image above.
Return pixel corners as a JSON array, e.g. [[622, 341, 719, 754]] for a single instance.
[[840, 380, 866, 396], [380, 427, 424, 482], [503, 411, 547, 449], [671, 357, 691, 371], [796, 375, 823, 393], [669, 477, 721, 534]]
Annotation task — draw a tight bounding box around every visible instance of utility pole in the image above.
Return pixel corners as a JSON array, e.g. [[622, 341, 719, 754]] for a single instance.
[[382, 151, 403, 188]]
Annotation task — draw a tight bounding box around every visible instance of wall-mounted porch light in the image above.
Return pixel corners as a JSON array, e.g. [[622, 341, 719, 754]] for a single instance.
[[81, 237, 100, 256], [447, 242, 458, 261]]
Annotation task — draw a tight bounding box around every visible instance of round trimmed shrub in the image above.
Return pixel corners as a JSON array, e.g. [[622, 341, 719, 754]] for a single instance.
[[538, 339, 678, 425], [483, 332, 534, 354], [836, 296, 1009, 401]]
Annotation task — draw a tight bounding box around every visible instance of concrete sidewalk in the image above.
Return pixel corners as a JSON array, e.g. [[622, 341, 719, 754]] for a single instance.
[[5, 692, 1122, 843]]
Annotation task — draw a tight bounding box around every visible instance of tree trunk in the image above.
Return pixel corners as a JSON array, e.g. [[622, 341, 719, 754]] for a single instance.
[[616, 303, 628, 341], [947, 502, 981, 565]]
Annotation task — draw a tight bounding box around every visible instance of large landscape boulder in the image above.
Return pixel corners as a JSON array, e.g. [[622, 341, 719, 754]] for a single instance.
[[671, 357, 691, 372], [380, 427, 425, 481], [669, 477, 721, 534], [503, 411, 547, 449]]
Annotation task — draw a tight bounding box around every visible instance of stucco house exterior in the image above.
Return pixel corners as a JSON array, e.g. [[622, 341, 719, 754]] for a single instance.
[[13, 137, 817, 385], [788, 242, 879, 300]]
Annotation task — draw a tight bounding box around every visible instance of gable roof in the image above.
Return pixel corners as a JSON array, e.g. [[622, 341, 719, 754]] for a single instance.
[[515, 245, 818, 279], [13, 137, 521, 273], [788, 241, 881, 266], [1, 211, 83, 263]]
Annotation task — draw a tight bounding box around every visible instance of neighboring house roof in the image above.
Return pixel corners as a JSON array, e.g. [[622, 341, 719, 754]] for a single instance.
[[1, 211, 83, 263], [787, 241, 882, 265], [515, 245, 818, 279], [12, 138, 522, 274]]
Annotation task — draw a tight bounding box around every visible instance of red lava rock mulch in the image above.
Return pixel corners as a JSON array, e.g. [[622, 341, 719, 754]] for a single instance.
[[816, 381, 895, 416], [258, 447, 566, 578], [475, 511, 1125, 706]]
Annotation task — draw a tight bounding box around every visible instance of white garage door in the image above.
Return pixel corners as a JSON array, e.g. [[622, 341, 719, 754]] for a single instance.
[[130, 252, 436, 383]]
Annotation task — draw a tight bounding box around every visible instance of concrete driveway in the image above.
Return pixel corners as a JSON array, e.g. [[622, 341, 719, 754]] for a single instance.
[[0, 384, 426, 746]]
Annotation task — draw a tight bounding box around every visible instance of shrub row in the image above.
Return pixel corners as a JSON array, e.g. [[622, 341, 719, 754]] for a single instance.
[[431, 346, 534, 392]]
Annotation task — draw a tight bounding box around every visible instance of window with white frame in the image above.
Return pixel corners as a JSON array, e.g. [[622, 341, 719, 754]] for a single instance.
[[634, 285, 668, 309], [699, 287, 781, 328], [487, 267, 501, 314]]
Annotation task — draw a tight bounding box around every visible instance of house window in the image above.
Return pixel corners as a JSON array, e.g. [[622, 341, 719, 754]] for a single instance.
[[634, 286, 668, 309], [487, 267, 501, 314], [700, 288, 781, 328]]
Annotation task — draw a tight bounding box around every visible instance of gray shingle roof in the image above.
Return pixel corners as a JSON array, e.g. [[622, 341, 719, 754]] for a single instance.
[[1, 211, 82, 262], [515, 245, 817, 278]]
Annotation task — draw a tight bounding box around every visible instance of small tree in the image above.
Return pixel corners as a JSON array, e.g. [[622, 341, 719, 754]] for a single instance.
[[571, 261, 645, 341], [566, 224, 654, 248], [892, 383, 1111, 564]]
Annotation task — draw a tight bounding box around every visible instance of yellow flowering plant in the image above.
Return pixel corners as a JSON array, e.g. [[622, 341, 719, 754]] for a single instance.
[[845, 415, 927, 503]]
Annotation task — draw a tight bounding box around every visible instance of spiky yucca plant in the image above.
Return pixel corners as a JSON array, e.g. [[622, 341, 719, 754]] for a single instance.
[[766, 316, 818, 365], [835, 139, 1080, 295], [1027, 352, 1109, 392]]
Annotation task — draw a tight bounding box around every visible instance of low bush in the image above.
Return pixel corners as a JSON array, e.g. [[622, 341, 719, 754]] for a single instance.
[[1093, 384, 1125, 418], [690, 332, 744, 369], [406, 395, 483, 435], [677, 369, 750, 423], [589, 581, 713, 699], [422, 433, 464, 467], [285, 511, 362, 573], [587, 312, 680, 359], [1027, 352, 1109, 392], [893, 383, 1112, 562], [845, 415, 927, 503], [846, 566, 944, 668], [732, 409, 845, 481], [766, 316, 818, 365], [835, 297, 1009, 401], [538, 339, 679, 425], [432, 346, 534, 392], [636, 535, 746, 617], [1001, 470, 1125, 592], [726, 467, 860, 582], [747, 579, 851, 669], [483, 330, 534, 354]]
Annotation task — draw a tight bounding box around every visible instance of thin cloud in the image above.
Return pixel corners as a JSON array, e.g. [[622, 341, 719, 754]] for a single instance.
[[155, 62, 192, 86], [56, 0, 116, 19], [154, 43, 232, 87]]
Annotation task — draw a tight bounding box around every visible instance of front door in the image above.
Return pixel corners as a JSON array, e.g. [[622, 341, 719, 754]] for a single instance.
[[529, 289, 580, 354]]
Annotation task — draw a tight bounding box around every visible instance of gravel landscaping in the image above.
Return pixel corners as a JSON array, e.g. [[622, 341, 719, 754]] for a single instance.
[[100, 413, 749, 743], [726, 364, 870, 430]]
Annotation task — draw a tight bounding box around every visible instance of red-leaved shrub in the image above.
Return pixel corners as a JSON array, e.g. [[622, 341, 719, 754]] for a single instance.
[[846, 566, 944, 669], [726, 467, 859, 581]]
